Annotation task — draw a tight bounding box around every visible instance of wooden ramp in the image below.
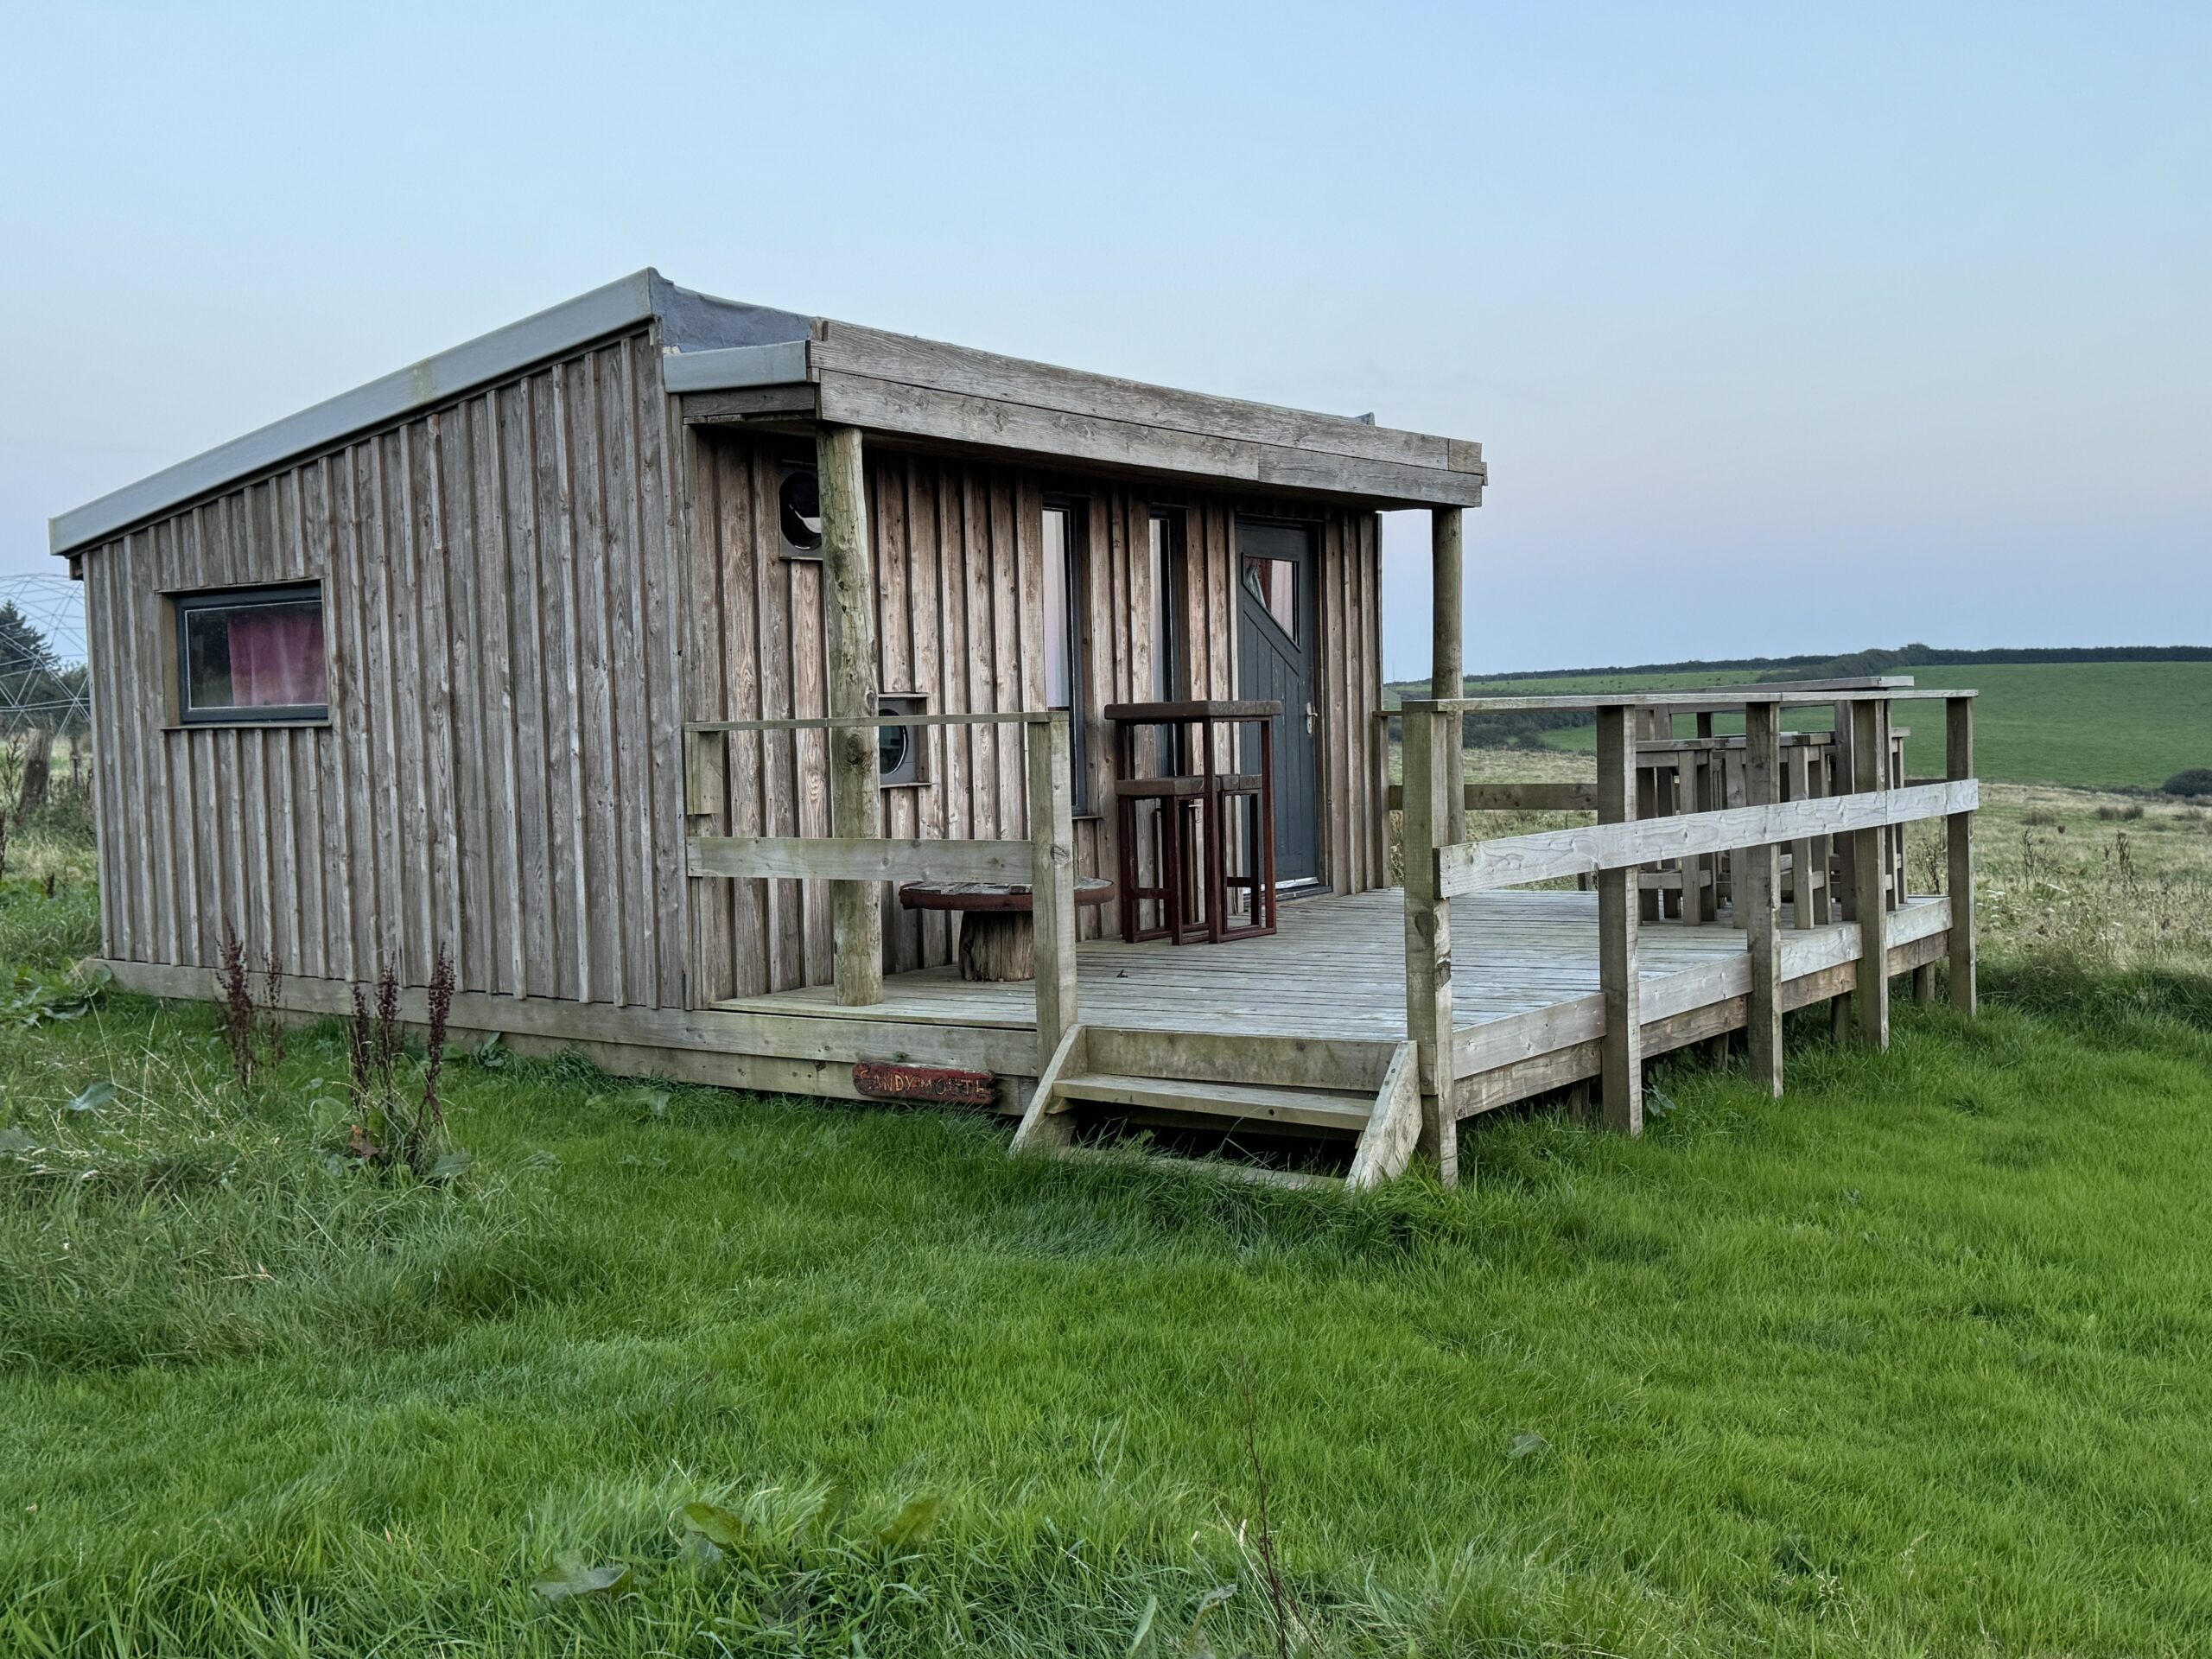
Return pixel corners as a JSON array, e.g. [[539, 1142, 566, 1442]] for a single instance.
[[1010, 1026, 1422, 1191]]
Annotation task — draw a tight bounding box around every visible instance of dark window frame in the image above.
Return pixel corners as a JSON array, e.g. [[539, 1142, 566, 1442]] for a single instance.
[[776, 461, 824, 559], [1148, 505, 1189, 772], [876, 692, 930, 788], [1042, 496, 1091, 817], [174, 581, 329, 726]]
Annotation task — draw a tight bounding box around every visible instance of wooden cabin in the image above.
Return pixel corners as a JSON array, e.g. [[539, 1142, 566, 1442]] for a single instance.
[[55, 270, 1978, 1185]]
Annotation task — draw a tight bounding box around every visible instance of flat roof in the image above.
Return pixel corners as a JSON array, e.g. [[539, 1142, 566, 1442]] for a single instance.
[[53, 269, 1485, 554]]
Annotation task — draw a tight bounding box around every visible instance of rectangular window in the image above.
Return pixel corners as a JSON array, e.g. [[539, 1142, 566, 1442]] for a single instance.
[[1148, 509, 1185, 702], [1242, 552, 1299, 639], [1148, 507, 1187, 772], [1041, 501, 1090, 814], [175, 583, 327, 723]]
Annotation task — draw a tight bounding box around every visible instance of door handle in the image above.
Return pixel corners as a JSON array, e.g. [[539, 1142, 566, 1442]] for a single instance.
[[1305, 702, 1317, 734]]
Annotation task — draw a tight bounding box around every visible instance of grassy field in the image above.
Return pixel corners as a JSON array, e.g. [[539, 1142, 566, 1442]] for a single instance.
[[1447, 660, 2212, 791], [8, 963, 2212, 1655], [8, 771, 2212, 1654]]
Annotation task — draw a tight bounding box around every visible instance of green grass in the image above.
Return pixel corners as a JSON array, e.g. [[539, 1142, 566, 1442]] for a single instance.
[[1454, 660, 2212, 791], [8, 971, 2212, 1654]]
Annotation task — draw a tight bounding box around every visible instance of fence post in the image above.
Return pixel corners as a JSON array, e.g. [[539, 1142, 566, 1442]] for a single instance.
[[1849, 697, 1891, 1048], [1744, 699, 1783, 1096], [1946, 695, 1978, 1015], [1401, 706, 1457, 1179], [1596, 704, 1643, 1134], [819, 423, 883, 1007], [1029, 714, 1079, 1068]]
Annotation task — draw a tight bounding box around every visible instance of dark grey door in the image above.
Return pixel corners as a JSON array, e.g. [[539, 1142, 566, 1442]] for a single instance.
[[1236, 520, 1319, 886]]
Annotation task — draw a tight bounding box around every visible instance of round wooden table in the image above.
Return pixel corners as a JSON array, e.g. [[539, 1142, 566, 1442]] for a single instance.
[[899, 877, 1116, 982]]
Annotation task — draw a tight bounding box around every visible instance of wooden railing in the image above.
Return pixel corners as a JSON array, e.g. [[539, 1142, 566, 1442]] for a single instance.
[[1398, 689, 1979, 1154], [682, 709, 1078, 1068]]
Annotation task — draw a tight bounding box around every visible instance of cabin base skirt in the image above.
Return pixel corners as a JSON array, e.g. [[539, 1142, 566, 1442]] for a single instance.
[[97, 887, 1951, 1174]]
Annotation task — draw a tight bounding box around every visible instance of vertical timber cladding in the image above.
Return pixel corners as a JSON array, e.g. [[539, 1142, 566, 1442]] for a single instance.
[[82, 329, 690, 1009], [681, 429, 1389, 1002]]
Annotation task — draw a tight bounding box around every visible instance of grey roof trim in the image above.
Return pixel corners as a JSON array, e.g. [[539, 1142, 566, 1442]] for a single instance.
[[50, 270, 818, 557], [661, 339, 811, 393], [50, 271, 659, 555]]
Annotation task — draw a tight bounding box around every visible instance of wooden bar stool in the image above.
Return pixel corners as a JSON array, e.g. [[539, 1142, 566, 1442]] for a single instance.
[[1107, 704, 1209, 944], [1205, 708, 1278, 943], [1105, 699, 1282, 946], [1114, 775, 1208, 944]]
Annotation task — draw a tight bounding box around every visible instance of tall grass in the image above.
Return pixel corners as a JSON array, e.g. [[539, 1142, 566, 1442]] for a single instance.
[[8, 754, 2212, 1653], [8, 978, 2212, 1655]]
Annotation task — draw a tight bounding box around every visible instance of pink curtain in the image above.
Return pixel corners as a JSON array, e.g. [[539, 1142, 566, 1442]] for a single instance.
[[226, 607, 325, 707]]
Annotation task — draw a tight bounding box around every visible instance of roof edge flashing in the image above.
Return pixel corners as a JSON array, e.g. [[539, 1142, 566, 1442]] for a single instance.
[[51, 269, 696, 556]]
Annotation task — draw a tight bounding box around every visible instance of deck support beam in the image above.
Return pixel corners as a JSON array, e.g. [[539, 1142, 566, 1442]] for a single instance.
[[819, 423, 883, 1007], [1401, 707, 1458, 1180], [1430, 506, 1466, 845], [1946, 695, 1978, 1015], [1028, 714, 1079, 1066], [1849, 698, 1891, 1047], [1743, 700, 1783, 1096], [1596, 704, 1643, 1134]]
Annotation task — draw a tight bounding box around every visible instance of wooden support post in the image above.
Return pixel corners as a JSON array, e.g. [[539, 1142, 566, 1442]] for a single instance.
[[1596, 704, 1643, 1135], [1946, 695, 1978, 1015], [1849, 698, 1891, 1048], [1830, 701, 1854, 928], [1743, 700, 1783, 1097], [1029, 714, 1079, 1066], [1693, 710, 1716, 926], [1402, 707, 1457, 1180], [1430, 507, 1466, 846], [819, 423, 883, 1007], [1786, 744, 1819, 929]]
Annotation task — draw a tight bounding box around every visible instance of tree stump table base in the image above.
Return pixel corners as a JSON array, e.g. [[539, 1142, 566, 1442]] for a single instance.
[[899, 878, 1116, 982]]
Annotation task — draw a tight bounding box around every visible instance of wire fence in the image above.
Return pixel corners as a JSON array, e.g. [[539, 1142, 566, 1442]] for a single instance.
[[0, 573, 89, 735]]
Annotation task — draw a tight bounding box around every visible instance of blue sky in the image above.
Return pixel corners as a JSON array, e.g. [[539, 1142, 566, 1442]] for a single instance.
[[3, 2, 2205, 674]]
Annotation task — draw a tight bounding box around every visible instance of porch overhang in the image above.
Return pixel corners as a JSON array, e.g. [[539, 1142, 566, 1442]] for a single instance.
[[669, 320, 1486, 512]]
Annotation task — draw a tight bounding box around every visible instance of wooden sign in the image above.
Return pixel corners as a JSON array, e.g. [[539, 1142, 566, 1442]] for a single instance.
[[852, 1060, 996, 1107]]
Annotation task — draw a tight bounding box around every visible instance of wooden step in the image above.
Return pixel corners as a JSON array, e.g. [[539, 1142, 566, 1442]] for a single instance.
[[1052, 1072, 1374, 1133], [1008, 1025, 1424, 1189]]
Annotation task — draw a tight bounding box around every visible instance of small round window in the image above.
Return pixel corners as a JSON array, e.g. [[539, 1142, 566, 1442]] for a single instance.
[[779, 468, 823, 554], [878, 722, 912, 780]]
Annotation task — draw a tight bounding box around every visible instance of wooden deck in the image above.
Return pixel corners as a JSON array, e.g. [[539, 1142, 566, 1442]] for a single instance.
[[718, 886, 1951, 1106]]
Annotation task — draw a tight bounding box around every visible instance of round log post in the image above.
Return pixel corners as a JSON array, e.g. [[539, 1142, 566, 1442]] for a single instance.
[[817, 423, 882, 1007]]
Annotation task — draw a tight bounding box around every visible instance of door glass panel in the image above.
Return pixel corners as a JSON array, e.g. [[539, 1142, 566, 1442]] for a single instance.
[[1043, 507, 1072, 706], [1242, 555, 1297, 639]]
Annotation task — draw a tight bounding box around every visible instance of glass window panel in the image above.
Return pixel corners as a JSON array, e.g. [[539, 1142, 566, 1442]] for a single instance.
[[1242, 555, 1297, 639], [181, 593, 327, 716], [1149, 513, 1177, 702], [1042, 507, 1071, 708]]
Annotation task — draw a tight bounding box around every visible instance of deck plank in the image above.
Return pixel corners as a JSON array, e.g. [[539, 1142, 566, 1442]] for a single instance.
[[717, 888, 1948, 1060]]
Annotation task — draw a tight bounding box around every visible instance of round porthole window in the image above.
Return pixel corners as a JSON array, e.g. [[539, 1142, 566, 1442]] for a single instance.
[[878, 721, 912, 780], [779, 468, 823, 553]]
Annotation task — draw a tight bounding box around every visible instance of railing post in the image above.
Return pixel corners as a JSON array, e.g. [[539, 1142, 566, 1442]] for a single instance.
[[1430, 509, 1466, 846], [1029, 713, 1079, 1068], [1743, 699, 1783, 1096], [1596, 703, 1643, 1134], [819, 422, 882, 1007], [1946, 695, 1978, 1015], [1849, 697, 1891, 1047], [1401, 705, 1457, 1179]]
